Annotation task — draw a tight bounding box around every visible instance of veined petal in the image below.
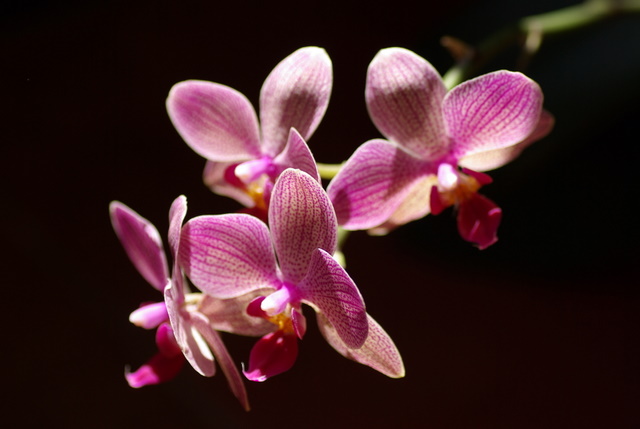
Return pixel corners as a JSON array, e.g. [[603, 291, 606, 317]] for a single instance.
[[110, 201, 169, 291], [299, 249, 368, 349], [179, 214, 278, 298], [203, 161, 257, 208], [269, 169, 337, 284], [167, 80, 262, 161], [444, 70, 543, 158], [243, 330, 299, 382], [272, 128, 321, 183], [327, 139, 432, 230], [259, 47, 332, 157], [459, 109, 555, 171], [164, 281, 216, 377], [368, 175, 438, 235], [168, 195, 187, 261], [317, 312, 404, 378], [457, 192, 502, 249], [366, 48, 449, 160], [190, 311, 251, 411], [199, 288, 276, 337]]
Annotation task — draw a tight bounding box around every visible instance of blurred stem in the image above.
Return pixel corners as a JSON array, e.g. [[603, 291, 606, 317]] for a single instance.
[[442, 0, 640, 89], [317, 162, 344, 180]]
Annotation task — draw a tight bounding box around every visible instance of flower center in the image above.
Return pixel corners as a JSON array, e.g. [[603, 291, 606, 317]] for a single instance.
[[431, 163, 492, 214]]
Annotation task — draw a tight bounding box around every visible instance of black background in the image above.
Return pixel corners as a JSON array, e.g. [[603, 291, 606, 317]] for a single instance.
[[4, 0, 639, 427]]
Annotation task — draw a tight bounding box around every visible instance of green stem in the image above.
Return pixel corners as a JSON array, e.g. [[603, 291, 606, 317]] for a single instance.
[[442, 0, 640, 89], [317, 162, 344, 180]]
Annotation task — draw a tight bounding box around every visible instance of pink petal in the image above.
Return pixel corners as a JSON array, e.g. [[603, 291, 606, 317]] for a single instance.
[[299, 249, 368, 349], [109, 201, 169, 291], [129, 301, 168, 329], [456, 192, 502, 249], [199, 288, 276, 337], [164, 281, 216, 376], [368, 175, 437, 235], [259, 47, 332, 157], [179, 214, 279, 298], [326, 139, 432, 230], [168, 195, 187, 261], [459, 109, 555, 171], [190, 311, 251, 411], [203, 161, 257, 208], [366, 48, 449, 160], [167, 80, 262, 162], [272, 128, 321, 183], [125, 323, 185, 388], [243, 330, 299, 382], [444, 70, 543, 158], [269, 169, 337, 284], [317, 312, 405, 378]]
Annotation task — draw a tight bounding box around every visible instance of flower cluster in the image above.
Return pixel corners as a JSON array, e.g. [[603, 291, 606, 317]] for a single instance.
[[111, 46, 551, 409]]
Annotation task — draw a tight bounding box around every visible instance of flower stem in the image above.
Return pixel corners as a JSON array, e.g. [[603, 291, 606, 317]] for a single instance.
[[317, 162, 344, 180], [442, 0, 640, 89]]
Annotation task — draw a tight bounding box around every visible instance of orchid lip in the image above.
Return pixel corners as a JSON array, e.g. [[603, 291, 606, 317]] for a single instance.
[[129, 302, 169, 329]]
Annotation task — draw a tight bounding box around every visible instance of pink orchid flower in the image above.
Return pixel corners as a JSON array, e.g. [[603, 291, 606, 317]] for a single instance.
[[327, 47, 553, 249], [110, 196, 253, 410], [179, 168, 405, 381], [166, 46, 331, 219]]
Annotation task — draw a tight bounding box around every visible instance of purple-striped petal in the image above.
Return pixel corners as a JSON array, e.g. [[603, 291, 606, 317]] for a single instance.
[[299, 248, 368, 349], [199, 288, 276, 337], [366, 48, 449, 160], [179, 214, 278, 298], [368, 175, 438, 235], [459, 109, 555, 171], [167, 80, 262, 162], [444, 70, 543, 158], [317, 312, 405, 378], [168, 195, 187, 260], [190, 311, 251, 411], [259, 47, 332, 157], [164, 281, 216, 377], [110, 201, 169, 291], [272, 128, 321, 183], [269, 169, 337, 284], [327, 139, 432, 230], [203, 160, 257, 208]]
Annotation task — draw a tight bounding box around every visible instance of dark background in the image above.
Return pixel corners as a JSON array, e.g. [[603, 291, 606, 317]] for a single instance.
[[4, 0, 639, 427]]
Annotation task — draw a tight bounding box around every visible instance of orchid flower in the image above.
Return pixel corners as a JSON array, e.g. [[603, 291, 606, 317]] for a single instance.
[[166, 46, 331, 219], [179, 168, 405, 381], [110, 197, 252, 410], [327, 47, 553, 249]]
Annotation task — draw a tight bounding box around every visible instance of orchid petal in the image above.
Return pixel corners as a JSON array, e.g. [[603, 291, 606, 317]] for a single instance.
[[167, 80, 262, 161], [444, 70, 543, 158], [199, 288, 276, 337], [129, 301, 168, 330], [190, 311, 251, 411], [243, 330, 299, 382], [327, 139, 432, 230], [459, 109, 555, 171], [366, 47, 448, 160], [272, 128, 321, 183], [259, 47, 332, 157], [299, 249, 368, 349], [269, 169, 337, 284], [203, 161, 256, 208], [110, 201, 169, 291], [317, 312, 405, 378], [179, 214, 278, 298], [125, 323, 185, 388], [368, 175, 438, 235], [457, 192, 502, 249], [164, 281, 216, 376], [168, 195, 187, 261]]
